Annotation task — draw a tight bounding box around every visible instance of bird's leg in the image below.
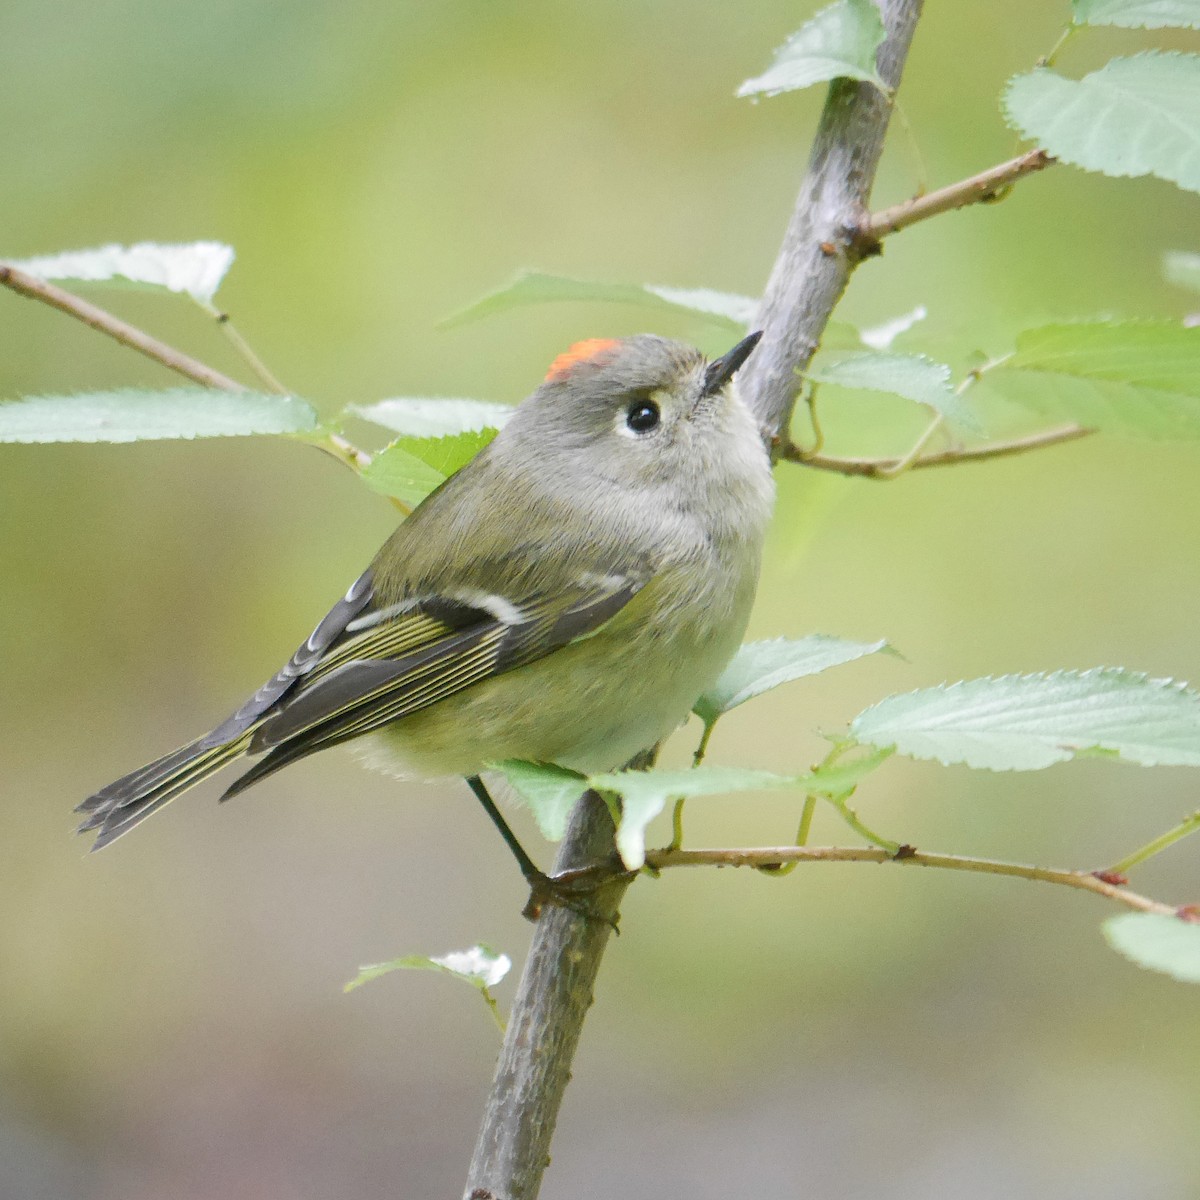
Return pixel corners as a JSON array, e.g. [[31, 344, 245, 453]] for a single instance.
[[465, 775, 630, 924], [466, 774, 545, 881]]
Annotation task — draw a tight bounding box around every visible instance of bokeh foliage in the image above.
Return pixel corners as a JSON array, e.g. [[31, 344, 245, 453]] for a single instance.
[[3, 1, 1200, 1197]]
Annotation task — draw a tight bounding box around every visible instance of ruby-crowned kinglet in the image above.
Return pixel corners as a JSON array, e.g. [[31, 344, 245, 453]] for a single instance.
[[79, 332, 773, 851]]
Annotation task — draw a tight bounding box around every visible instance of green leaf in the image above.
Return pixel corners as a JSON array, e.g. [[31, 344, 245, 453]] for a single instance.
[[360, 431, 493, 506], [4, 241, 235, 305], [978, 321, 1200, 437], [850, 668, 1200, 771], [694, 635, 892, 725], [494, 760, 587, 842], [1003, 54, 1200, 195], [349, 397, 513, 436], [401, 430, 495, 475], [737, 0, 887, 98], [344, 944, 511, 1029], [589, 765, 796, 869], [358, 444, 444, 506], [1103, 913, 1200, 983], [441, 269, 754, 333], [0, 388, 318, 443], [806, 351, 982, 432], [344, 944, 512, 993], [1164, 250, 1200, 294], [1072, 0, 1200, 29]]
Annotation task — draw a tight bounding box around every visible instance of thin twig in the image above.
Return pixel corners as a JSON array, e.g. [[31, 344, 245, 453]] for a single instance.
[[825, 797, 900, 854], [872, 412, 945, 479], [1039, 24, 1077, 69], [0, 263, 374, 473], [645, 844, 1185, 917], [0, 264, 244, 391], [1108, 811, 1200, 876], [862, 148, 1054, 244], [198, 300, 291, 394], [795, 797, 818, 847], [802, 383, 825, 457], [783, 422, 1092, 477], [303, 428, 375, 474]]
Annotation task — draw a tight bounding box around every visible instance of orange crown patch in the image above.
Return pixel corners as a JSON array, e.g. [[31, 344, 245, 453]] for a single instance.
[[544, 338, 619, 382]]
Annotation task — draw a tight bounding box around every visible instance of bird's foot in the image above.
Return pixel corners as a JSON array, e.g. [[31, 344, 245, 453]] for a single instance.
[[521, 858, 635, 929]]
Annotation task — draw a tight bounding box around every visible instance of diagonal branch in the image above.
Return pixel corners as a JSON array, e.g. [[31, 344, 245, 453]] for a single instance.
[[737, 2, 925, 445], [464, 5, 926, 1199], [0, 262, 373, 472], [465, 793, 634, 1197], [0, 264, 244, 391]]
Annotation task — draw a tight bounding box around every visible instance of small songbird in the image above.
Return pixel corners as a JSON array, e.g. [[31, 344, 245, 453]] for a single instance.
[[78, 332, 774, 870]]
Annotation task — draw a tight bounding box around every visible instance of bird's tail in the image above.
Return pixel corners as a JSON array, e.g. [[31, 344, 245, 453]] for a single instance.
[[77, 732, 252, 851]]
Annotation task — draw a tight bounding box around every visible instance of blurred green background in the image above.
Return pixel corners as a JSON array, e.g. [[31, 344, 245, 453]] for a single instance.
[[3, 2, 1200, 1197]]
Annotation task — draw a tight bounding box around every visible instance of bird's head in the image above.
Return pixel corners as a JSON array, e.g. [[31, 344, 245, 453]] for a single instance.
[[497, 331, 766, 495]]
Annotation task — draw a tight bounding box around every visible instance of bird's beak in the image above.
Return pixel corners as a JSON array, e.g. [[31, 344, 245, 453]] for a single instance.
[[701, 330, 763, 398]]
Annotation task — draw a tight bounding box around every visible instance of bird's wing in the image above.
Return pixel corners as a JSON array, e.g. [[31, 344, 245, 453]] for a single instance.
[[198, 568, 376, 747], [216, 564, 649, 797]]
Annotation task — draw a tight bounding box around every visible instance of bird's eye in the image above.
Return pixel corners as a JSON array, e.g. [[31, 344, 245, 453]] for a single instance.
[[625, 400, 660, 434]]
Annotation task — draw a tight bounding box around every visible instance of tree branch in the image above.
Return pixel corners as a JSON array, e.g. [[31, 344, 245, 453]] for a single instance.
[[463, 793, 634, 1200], [465, 5, 926, 1198], [0, 264, 244, 391], [783, 421, 1092, 477], [645, 843, 1187, 918], [860, 148, 1054, 245], [738, 1, 925, 444], [0, 262, 373, 472]]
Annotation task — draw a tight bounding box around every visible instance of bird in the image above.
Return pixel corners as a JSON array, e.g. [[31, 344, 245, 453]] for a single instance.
[[78, 331, 774, 884]]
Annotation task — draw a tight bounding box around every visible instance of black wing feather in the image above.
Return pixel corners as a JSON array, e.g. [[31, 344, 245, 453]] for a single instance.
[[201, 568, 374, 746]]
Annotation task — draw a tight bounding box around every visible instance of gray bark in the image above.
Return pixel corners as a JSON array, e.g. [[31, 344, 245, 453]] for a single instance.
[[463, 792, 632, 1199], [740, 2, 924, 437], [463, 5, 925, 1197]]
